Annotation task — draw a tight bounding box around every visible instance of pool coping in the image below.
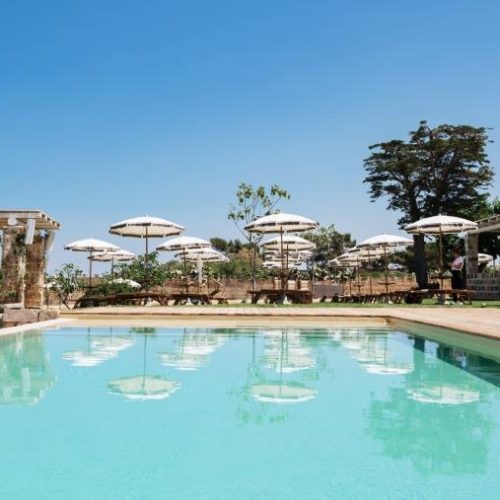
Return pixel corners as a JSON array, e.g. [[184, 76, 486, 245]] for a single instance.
[[3, 307, 499, 343], [0, 318, 72, 336], [58, 306, 500, 342]]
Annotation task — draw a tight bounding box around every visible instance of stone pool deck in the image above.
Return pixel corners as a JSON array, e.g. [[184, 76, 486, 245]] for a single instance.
[[62, 306, 500, 341]]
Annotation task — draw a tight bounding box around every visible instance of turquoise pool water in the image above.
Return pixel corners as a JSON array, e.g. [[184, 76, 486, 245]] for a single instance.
[[1, 325, 500, 499]]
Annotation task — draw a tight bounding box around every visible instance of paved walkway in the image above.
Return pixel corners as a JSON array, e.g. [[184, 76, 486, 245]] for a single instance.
[[63, 306, 500, 340]]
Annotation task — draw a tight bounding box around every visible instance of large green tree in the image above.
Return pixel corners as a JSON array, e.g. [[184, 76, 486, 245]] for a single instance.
[[363, 121, 495, 287], [228, 183, 290, 289]]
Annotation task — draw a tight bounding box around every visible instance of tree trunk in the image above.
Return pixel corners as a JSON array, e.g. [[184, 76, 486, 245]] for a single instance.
[[251, 244, 257, 291], [413, 234, 428, 288]]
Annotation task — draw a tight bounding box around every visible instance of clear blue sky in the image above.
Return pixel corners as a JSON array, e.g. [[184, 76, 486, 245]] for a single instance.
[[2, 0, 499, 272]]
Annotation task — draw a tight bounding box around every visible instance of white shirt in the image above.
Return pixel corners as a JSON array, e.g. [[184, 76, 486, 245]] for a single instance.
[[451, 256, 464, 271]]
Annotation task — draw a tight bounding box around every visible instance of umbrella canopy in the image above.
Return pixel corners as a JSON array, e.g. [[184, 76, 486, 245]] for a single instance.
[[109, 216, 184, 238], [90, 250, 135, 262], [111, 278, 141, 288], [263, 260, 300, 270], [405, 215, 477, 289], [90, 250, 136, 279], [180, 248, 229, 262], [362, 363, 413, 375], [478, 253, 494, 264], [156, 235, 210, 252], [108, 375, 181, 401], [62, 349, 117, 367], [251, 382, 318, 404], [65, 238, 120, 253], [260, 235, 316, 251], [357, 234, 413, 249], [65, 238, 120, 290], [356, 235, 412, 293], [407, 385, 479, 405], [405, 215, 477, 235], [245, 213, 318, 289], [244, 212, 319, 234], [110, 216, 184, 291]]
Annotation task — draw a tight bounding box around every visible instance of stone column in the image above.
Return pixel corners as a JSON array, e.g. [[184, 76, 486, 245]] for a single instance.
[[25, 232, 46, 308], [1, 226, 26, 303], [465, 233, 479, 279]]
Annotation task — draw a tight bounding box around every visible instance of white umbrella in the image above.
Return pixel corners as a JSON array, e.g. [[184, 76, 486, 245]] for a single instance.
[[90, 249, 135, 277], [109, 216, 184, 290], [478, 253, 494, 265], [178, 248, 229, 290], [357, 235, 413, 293], [157, 236, 212, 288], [260, 235, 316, 251], [180, 248, 229, 262], [156, 235, 210, 253], [91, 249, 135, 261], [405, 215, 477, 288], [347, 246, 387, 294], [64, 238, 120, 290], [245, 212, 319, 233], [357, 234, 414, 249], [405, 215, 478, 235], [245, 213, 319, 289], [111, 278, 141, 288]]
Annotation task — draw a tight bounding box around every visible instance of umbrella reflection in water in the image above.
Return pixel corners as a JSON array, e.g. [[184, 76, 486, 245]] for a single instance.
[[250, 329, 318, 404], [108, 329, 180, 401], [159, 328, 226, 371]]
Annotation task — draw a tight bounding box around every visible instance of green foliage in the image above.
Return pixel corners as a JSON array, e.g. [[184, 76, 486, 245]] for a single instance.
[[210, 238, 246, 253], [364, 121, 495, 226], [363, 121, 495, 286], [84, 276, 140, 297], [204, 242, 272, 280], [47, 263, 84, 309], [464, 197, 500, 259], [228, 183, 291, 238], [302, 224, 356, 280], [228, 183, 291, 286], [114, 252, 171, 289], [304, 224, 356, 262]]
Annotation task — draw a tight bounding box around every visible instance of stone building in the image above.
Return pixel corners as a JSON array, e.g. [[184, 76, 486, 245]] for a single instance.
[[465, 214, 500, 300], [0, 210, 61, 308]]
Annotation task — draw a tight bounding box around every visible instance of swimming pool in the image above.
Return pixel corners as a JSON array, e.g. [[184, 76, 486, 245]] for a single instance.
[[1, 324, 499, 499]]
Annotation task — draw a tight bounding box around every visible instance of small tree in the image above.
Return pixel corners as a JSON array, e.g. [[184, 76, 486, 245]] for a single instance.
[[47, 263, 84, 309], [115, 252, 170, 289], [364, 121, 495, 287], [303, 224, 356, 280], [228, 183, 290, 289]]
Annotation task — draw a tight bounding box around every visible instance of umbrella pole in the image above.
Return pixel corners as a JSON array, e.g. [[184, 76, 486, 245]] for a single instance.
[[111, 258, 115, 278], [145, 228, 149, 292], [384, 246, 389, 294], [183, 253, 189, 293], [89, 251, 93, 292], [368, 248, 373, 294], [280, 229, 285, 290], [439, 230, 444, 290], [356, 254, 361, 295]]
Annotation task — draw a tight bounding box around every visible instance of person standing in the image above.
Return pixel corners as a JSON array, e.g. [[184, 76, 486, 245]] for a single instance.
[[450, 249, 464, 301]]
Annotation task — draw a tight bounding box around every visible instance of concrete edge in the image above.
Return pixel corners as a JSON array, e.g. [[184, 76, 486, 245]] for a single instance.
[[0, 318, 74, 336]]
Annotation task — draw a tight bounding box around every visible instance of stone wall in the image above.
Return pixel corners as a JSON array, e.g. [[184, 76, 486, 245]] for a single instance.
[[0, 226, 26, 303], [47, 276, 422, 305], [466, 274, 500, 300]]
